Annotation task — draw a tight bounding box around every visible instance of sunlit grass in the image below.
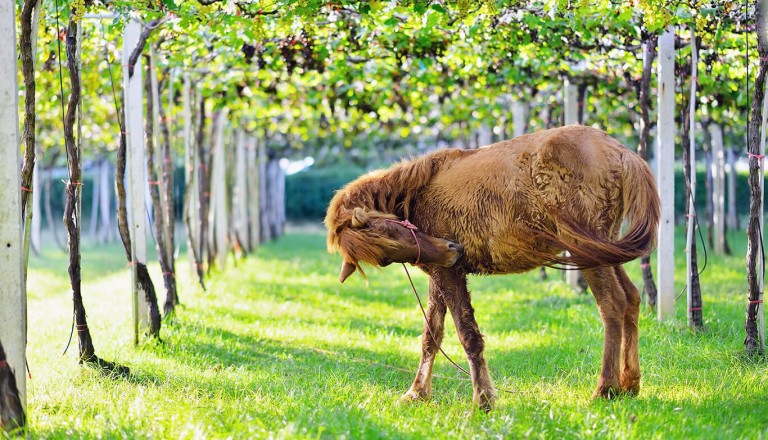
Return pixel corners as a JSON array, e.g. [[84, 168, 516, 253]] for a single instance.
[[13, 228, 768, 439]]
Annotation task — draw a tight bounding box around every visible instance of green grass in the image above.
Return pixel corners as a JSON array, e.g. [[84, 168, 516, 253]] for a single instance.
[[14, 228, 768, 439]]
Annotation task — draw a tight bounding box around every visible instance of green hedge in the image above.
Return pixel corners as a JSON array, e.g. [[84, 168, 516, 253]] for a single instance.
[[285, 166, 366, 223], [287, 166, 758, 223]]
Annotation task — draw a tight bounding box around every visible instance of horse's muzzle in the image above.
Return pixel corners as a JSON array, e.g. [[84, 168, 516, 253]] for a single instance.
[[442, 241, 463, 267]]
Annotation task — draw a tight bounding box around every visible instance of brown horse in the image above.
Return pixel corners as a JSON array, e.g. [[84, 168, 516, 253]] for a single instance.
[[325, 125, 660, 411]]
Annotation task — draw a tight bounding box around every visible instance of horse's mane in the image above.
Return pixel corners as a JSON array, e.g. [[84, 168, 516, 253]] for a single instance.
[[325, 148, 465, 256]]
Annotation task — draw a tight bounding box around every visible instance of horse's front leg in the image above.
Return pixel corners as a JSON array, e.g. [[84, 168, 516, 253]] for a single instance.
[[401, 278, 447, 402], [433, 267, 495, 412]]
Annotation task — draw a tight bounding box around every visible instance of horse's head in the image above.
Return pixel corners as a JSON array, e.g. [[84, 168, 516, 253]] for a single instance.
[[327, 207, 463, 283]]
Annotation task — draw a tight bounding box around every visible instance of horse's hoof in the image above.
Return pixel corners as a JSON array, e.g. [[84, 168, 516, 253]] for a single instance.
[[620, 375, 641, 396], [399, 388, 430, 403], [473, 390, 495, 413], [593, 384, 621, 400]]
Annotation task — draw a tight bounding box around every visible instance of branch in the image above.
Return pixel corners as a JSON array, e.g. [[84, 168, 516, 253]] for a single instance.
[[127, 18, 165, 78], [235, 3, 279, 17]]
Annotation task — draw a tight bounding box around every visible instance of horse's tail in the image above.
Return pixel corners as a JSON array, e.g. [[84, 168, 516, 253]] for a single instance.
[[542, 152, 660, 270]]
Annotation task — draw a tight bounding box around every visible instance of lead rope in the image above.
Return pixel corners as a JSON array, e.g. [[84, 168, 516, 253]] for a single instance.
[[401, 263, 515, 395], [401, 263, 471, 377]]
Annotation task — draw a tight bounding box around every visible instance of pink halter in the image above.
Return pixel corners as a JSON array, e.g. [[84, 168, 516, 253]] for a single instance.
[[383, 218, 421, 265]]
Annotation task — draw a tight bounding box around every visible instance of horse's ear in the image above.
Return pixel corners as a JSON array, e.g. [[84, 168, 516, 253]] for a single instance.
[[351, 207, 368, 228], [339, 260, 357, 283]]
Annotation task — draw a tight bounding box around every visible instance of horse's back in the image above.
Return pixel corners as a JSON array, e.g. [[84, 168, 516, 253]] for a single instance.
[[418, 126, 645, 274]]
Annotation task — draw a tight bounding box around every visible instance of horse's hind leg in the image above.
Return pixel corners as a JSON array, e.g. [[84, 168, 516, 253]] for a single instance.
[[614, 266, 641, 395], [401, 279, 447, 402], [582, 266, 627, 399]]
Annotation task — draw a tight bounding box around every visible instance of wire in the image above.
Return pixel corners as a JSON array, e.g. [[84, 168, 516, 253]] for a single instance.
[[100, 21, 123, 130], [54, 0, 67, 171]]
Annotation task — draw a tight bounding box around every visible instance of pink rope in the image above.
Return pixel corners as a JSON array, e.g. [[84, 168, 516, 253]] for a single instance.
[[383, 218, 421, 265]]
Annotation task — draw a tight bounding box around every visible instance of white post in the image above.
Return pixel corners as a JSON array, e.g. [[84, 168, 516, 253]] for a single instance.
[[182, 74, 199, 279], [656, 27, 676, 321], [686, 26, 697, 326], [512, 100, 529, 138], [564, 78, 578, 126], [477, 125, 492, 147], [212, 110, 228, 268], [726, 148, 738, 230], [711, 124, 726, 254], [757, 78, 768, 351], [564, 77, 580, 290], [0, 0, 26, 405], [31, 152, 41, 252], [235, 129, 249, 251], [123, 18, 149, 340], [246, 136, 261, 250]]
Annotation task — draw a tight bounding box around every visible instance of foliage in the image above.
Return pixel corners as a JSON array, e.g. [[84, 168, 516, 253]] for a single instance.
[[21, 231, 768, 438], [17, 1, 761, 168]]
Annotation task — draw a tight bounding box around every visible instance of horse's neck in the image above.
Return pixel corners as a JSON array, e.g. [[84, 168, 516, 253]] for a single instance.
[[353, 149, 460, 218]]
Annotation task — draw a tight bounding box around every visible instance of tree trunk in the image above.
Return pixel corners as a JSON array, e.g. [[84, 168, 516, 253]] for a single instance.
[[63, 16, 127, 373], [145, 54, 177, 318], [0, 341, 24, 434], [151, 53, 178, 316], [637, 35, 659, 310], [198, 100, 212, 273], [0, 1, 26, 430], [116, 116, 161, 339], [681, 29, 703, 329], [19, 0, 39, 269], [745, 5, 768, 355], [183, 75, 205, 289]]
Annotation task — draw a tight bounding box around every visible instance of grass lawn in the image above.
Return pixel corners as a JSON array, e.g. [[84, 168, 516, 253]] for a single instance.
[[15, 228, 768, 439]]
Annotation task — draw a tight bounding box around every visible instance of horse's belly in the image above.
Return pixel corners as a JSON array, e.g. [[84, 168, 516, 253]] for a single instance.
[[465, 237, 557, 275]]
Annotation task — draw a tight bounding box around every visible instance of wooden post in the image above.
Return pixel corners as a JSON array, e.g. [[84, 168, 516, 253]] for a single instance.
[[564, 77, 581, 290], [656, 27, 676, 321], [687, 26, 698, 328], [123, 18, 149, 340], [0, 0, 26, 407], [235, 129, 249, 251], [711, 123, 726, 254]]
